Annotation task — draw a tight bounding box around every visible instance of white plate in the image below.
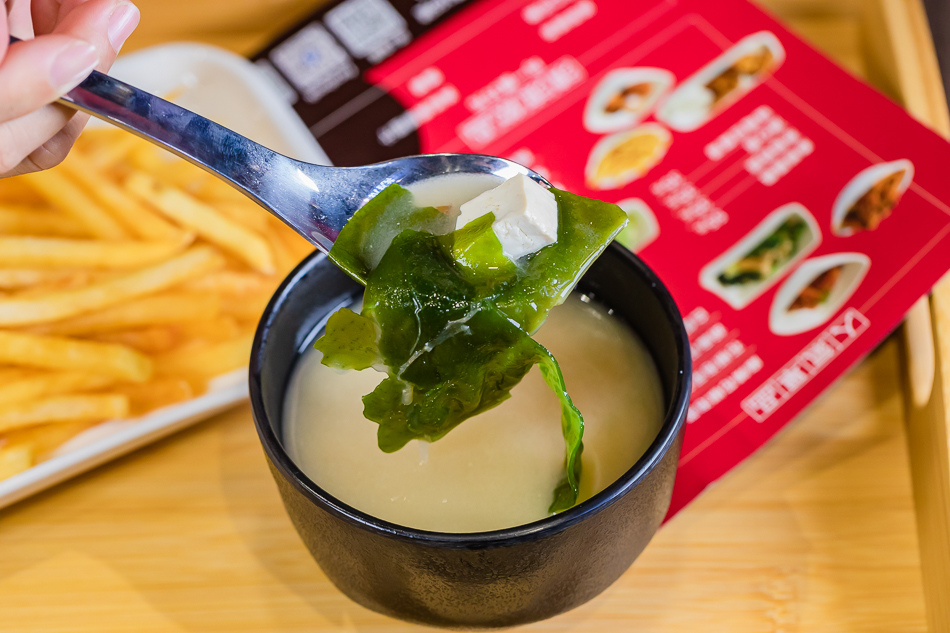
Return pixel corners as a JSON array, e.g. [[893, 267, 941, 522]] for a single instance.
[[0, 43, 328, 510], [656, 31, 785, 133], [699, 203, 821, 310], [768, 252, 870, 336], [582, 67, 675, 134], [831, 159, 914, 236]]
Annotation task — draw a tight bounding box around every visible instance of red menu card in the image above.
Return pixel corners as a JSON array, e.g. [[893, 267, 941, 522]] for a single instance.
[[255, 0, 950, 516]]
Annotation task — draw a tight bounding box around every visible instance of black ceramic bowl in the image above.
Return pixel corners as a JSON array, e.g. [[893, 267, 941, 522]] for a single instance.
[[249, 243, 691, 628]]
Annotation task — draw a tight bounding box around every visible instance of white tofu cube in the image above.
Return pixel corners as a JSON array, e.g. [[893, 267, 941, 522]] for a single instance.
[[455, 174, 558, 260]]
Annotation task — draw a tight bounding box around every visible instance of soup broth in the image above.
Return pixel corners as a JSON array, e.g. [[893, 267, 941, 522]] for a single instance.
[[283, 294, 664, 533]]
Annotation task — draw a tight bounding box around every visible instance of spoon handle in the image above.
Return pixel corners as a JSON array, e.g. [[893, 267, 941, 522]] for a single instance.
[[6, 37, 540, 252], [7, 36, 336, 247], [60, 67, 278, 182]]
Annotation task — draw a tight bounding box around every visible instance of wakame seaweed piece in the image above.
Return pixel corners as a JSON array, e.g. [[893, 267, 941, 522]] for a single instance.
[[314, 308, 381, 371], [329, 184, 456, 284], [537, 351, 584, 513], [447, 212, 519, 291], [717, 216, 810, 286], [316, 228, 587, 512], [492, 188, 628, 333], [363, 307, 543, 450], [363, 317, 585, 514], [362, 230, 480, 371]]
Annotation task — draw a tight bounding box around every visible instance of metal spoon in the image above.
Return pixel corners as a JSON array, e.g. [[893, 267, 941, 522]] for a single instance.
[[9, 36, 545, 252]]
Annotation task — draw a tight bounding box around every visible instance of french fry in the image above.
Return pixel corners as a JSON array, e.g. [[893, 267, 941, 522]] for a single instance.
[[0, 371, 116, 407], [0, 233, 193, 269], [0, 125, 302, 476], [0, 177, 42, 204], [181, 271, 272, 295], [0, 394, 129, 433], [0, 246, 225, 325], [92, 327, 180, 354], [191, 175, 250, 205], [0, 444, 33, 479], [153, 331, 254, 380], [175, 316, 241, 342], [0, 331, 152, 382], [0, 269, 86, 290], [26, 292, 221, 336], [9, 271, 116, 297], [126, 173, 276, 273], [216, 201, 271, 233], [83, 132, 140, 170], [17, 170, 128, 240], [269, 217, 315, 263], [0, 368, 30, 382], [218, 291, 273, 321], [1, 420, 100, 462], [126, 144, 206, 192], [263, 224, 300, 275], [112, 379, 193, 415], [125, 143, 169, 173], [58, 157, 184, 240], [0, 206, 88, 237]]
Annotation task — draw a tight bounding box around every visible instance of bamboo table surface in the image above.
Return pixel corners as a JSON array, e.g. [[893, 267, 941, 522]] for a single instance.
[[0, 1, 937, 631]]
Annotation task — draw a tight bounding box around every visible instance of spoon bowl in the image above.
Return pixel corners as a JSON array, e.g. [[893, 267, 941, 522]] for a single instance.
[[8, 36, 546, 251]]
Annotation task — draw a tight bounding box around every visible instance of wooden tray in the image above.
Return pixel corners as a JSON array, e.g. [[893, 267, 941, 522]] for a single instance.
[[778, 1, 950, 630], [838, 0, 950, 629], [749, 1, 950, 627], [0, 0, 946, 630]]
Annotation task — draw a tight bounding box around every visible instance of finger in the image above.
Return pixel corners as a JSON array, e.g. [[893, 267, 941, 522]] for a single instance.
[[42, 0, 139, 154], [55, 0, 138, 60], [33, 0, 68, 36], [0, 0, 140, 176], [10, 0, 141, 121], [1, 5, 8, 60], [0, 35, 99, 122], [5, 111, 90, 176], [35, 1, 116, 37], [7, 0, 34, 37], [0, 103, 77, 175]]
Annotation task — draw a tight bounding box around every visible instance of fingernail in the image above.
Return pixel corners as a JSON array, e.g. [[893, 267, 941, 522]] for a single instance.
[[50, 41, 99, 92], [108, 2, 140, 53]]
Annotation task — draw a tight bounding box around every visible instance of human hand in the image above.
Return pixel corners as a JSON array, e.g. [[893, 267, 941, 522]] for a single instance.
[[1, 0, 139, 177]]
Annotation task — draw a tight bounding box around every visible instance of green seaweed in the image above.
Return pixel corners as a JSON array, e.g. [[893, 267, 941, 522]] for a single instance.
[[316, 183, 625, 512], [329, 183, 455, 284]]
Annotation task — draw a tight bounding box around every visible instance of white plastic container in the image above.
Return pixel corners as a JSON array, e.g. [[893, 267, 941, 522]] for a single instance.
[[0, 43, 328, 509]]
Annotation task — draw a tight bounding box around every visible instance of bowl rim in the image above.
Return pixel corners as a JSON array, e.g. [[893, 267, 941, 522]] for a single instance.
[[249, 242, 692, 547]]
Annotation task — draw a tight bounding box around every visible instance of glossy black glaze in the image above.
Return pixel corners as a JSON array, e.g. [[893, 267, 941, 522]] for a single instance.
[[249, 243, 692, 628]]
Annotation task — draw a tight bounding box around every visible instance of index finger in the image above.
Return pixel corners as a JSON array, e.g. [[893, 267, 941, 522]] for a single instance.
[[6, 0, 33, 39], [0, 34, 98, 123], [1, 2, 8, 60]]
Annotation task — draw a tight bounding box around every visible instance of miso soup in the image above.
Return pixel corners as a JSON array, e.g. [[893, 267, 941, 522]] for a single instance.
[[283, 294, 664, 533]]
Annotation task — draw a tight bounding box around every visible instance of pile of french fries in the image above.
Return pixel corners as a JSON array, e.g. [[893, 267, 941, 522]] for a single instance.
[[0, 128, 314, 482]]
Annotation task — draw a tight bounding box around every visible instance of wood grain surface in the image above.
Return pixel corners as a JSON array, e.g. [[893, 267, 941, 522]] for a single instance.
[[0, 0, 940, 631], [869, 0, 950, 629]]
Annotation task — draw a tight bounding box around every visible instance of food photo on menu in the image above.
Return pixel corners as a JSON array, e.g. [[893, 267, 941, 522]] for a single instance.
[[2, 0, 950, 629]]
